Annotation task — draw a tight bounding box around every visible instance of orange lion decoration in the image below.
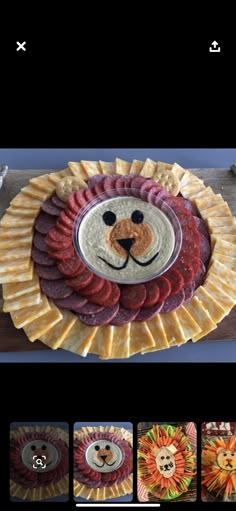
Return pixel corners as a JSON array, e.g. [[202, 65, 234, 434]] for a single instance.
[[202, 436, 236, 499]]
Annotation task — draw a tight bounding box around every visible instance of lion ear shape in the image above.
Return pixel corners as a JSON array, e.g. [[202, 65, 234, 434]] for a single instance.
[[152, 446, 160, 457], [168, 444, 177, 454], [216, 447, 224, 454]]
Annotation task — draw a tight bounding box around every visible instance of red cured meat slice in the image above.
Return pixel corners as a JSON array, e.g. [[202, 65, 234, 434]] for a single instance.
[[164, 268, 184, 295], [41, 199, 62, 216], [183, 199, 198, 216], [51, 194, 66, 209], [120, 284, 146, 310], [67, 193, 79, 215], [161, 289, 185, 312], [35, 212, 57, 234], [57, 256, 84, 277], [165, 196, 186, 209], [56, 220, 72, 236], [130, 176, 146, 189], [79, 275, 105, 296], [199, 233, 211, 264], [84, 188, 96, 202], [102, 282, 120, 307], [180, 244, 200, 259], [94, 183, 106, 195], [183, 282, 194, 301], [89, 280, 112, 305], [41, 278, 73, 299], [54, 293, 87, 309], [135, 301, 164, 321], [33, 232, 48, 253], [156, 189, 172, 200], [74, 189, 87, 208], [79, 303, 119, 326], [45, 236, 72, 251], [59, 210, 74, 229], [190, 255, 200, 275], [35, 264, 63, 280], [103, 176, 118, 192], [143, 281, 160, 307], [115, 176, 127, 192], [140, 179, 156, 198], [47, 226, 71, 243], [64, 207, 77, 222], [193, 260, 206, 289], [66, 268, 93, 290], [48, 245, 75, 260], [182, 226, 201, 245], [31, 247, 56, 266], [194, 216, 210, 239], [154, 276, 171, 301], [147, 185, 163, 203], [177, 213, 196, 230], [110, 306, 140, 325], [173, 258, 194, 284], [88, 175, 106, 188], [73, 302, 104, 315]]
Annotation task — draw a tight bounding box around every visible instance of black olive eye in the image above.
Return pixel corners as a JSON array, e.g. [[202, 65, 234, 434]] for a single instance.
[[41, 445, 47, 450], [161, 456, 164, 460], [31, 445, 36, 451], [232, 453, 235, 456], [102, 211, 116, 226], [131, 210, 144, 224], [223, 453, 227, 456], [105, 445, 111, 450], [166, 456, 170, 459], [95, 445, 100, 451]]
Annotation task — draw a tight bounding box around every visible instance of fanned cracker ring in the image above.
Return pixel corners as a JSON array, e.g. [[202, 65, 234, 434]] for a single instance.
[[154, 168, 180, 196], [56, 176, 87, 202]]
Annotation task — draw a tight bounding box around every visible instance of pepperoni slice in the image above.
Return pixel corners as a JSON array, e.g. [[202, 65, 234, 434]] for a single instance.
[[103, 282, 120, 307], [94, 182, 106, 195], [89, 280, 112, 305], [115, 177, 127, 190], [120, 284, 146, 310], [59, 210, 74, 229], [79, 274, 105, 296], [48, 245, 75, 260], [75, 189, 87, 208], [177, 213, 196, 230], [173, 258, 194, 284], [64, 207, 77, 222], [181, 242, 200, 259], [47, 227, 71, 243], [67, 193, 79, 215], [45, 236, 72, 251], [40, 278, 73, 299], [190, 255, 200, 276], [57, 256, 84, 277], [56, 220, 72, 236], [66, 268, 93, 290], [143, 281, 160, 307], [164, 268, 184, 295], [154, 276, 171, 301], [33, 232, 48, 253], [84, 188, 96, 202]]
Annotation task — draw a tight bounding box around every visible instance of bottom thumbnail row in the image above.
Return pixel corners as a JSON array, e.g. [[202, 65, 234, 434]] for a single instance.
[[9, 421, 236, 503]]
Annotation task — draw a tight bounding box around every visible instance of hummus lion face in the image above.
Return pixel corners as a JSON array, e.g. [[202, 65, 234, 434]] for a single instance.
[[85, 439, 123, 473], [155, 447, 176, 479], [77, 196, 175, 283], [217, 448, 236, 471], [21, 439, 60, 473]]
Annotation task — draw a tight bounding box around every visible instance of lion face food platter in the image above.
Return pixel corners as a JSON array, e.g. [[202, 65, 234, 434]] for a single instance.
[[1, 158, 236, 359]]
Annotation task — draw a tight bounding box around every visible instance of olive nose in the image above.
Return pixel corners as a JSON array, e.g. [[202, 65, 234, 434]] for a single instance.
[[100, 455, 107, 461], [117, 238, 135, 252]]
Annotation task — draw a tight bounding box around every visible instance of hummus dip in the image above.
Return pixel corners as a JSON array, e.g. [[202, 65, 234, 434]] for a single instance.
[[75, 196, 175, 284]]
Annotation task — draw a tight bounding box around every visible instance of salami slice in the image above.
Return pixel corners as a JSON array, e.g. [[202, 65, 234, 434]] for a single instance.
[[65, 207, 77, 222], [35, 212, 57, 234], [120, 284, 146, 310], [194, 216, 209, 239], [154, 276, 171, 301], [183, 199, 198, 216], [84, 188, 96, 202], [41, 199, 62, 216], [51, 194, 66, 209], [67, 193, 80, 215], [161, 289, 185, 312], [47, 226, 71, 243], [190, 255, 200, 276], [40, 278, 73, 299], [164, 268, 184, 295], [131, 176, 146, 190], [73, 302, 104, 315], [45, 235, 72, 251], [183, 282, 194, 301], [156, 189, 172, 200], [102, 282, 120, 307], [143, 281, 160, 307], [79, 303, 119, 326], [74, 189, 87, 208], [199, 233, 211, 264], [140, 180, 156, 199], [135, 301, 164, 321], [110, 306, 140, 325], [103, 176, 118, 194], [66, 268, 93, 291], [173, 258, 194, 284], [94, 183, 106, 196], [31, 247, 56, 266], [177, 213, 196, 230], [58, 210, 74, 230], [57, 256, 84, 277], [79, 274, 105, 296], [147, 185, 163, 203], [115, 176, 127, 190], [48, 245, 75, 261], [35, 264, 63, 280], [88, 175, 106, 188], [56, 220, 72, 236], [89, 280, 112, 305], [33, 232, 48, 253], [54, 293, 87, 310], [193, 260, 206, 290]]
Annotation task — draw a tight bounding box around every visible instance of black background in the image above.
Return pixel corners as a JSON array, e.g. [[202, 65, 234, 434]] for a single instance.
[[1, 22, 236, 509]]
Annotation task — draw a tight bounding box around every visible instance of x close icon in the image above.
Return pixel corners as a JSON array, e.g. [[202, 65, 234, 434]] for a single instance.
[[16, 41, 26, 52]]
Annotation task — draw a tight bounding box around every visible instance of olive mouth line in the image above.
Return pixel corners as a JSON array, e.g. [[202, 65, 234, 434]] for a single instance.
[[98, 250, 160, 270], [93, 460, 116, 468]]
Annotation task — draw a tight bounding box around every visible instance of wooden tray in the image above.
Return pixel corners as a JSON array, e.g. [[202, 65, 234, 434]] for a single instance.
[[0, 168, 236, 352]]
